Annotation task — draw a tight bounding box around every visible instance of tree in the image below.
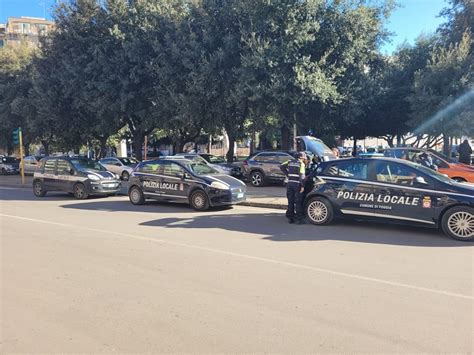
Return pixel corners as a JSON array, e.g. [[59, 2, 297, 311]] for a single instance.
[[0, 43, 36, 154], [409, 31, 473, 154]]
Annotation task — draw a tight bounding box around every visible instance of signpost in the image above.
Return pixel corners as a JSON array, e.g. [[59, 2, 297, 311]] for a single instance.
[[12, 127, 25, 185]]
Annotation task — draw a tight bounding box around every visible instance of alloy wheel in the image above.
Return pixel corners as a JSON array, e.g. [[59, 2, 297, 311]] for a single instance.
[[307, 200, 328, 224], [447, 211, 474, 239]]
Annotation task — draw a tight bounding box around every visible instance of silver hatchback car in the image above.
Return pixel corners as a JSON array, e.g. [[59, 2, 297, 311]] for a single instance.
[[99, 157, 139, 180]]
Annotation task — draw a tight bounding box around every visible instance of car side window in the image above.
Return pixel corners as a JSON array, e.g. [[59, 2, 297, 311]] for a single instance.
[[162, 163, 184, 178], [253, 153, 272, 162], [139, 162, 161, 174], [324, 162, 368, 180], [374, 162, 422, 186], [57, 160, 72, 175], [44, 159, 56, 174], [277, 154, 292, 163]]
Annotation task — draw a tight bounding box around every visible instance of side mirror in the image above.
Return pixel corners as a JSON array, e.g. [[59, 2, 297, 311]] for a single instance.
[[69, 168, 75, 176], [414, 176, 428, 185]]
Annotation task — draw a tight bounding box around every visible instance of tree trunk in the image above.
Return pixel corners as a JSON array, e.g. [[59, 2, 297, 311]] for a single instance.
[[99, 137, 108, 159], [352, 138, 357, 157], [385, 136, 394, 148], [41, 140, 50, 156], [281, 125, 290, 151], [442, 134, 450, 156], [226, 134, 236, 163], [250, 131, 256, 155], [132, 133, 144, 161]]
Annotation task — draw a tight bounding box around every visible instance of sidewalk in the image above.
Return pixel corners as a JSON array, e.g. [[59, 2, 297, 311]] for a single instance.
[[0, 175, 287, 210]]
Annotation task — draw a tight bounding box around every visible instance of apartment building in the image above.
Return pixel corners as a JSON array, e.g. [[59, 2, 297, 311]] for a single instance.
[[0, 17, 54, 47]]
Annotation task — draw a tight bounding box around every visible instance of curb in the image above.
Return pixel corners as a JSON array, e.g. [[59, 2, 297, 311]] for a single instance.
[[1, 181, 286, 210], [240, 201, 287, 210]]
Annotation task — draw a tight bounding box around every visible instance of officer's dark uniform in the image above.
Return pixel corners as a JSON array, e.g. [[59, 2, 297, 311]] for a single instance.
[[280, 154, 306, 224]]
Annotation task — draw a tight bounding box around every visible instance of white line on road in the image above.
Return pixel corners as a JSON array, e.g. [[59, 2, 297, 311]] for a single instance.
[[2, 213, 473, 301]]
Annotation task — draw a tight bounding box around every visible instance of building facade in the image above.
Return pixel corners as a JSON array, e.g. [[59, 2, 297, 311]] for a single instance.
[[0, 17, 54, 47]]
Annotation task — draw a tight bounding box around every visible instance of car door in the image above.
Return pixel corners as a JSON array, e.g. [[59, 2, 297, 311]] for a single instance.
[[56, 159, 75, 192], [370, 160, 436, 225], [136, 161, 163, 199], [321, 160, 373, 216], [160, 161, 189, 201], [42, 159, 58, 190]]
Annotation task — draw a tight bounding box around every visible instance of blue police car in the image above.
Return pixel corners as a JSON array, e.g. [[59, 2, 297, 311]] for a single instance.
[[305, 157, 474, 241], [128, 157, 247, 211]]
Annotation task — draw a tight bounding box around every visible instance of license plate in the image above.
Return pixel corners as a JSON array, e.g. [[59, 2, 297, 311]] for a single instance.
[[103, 183, 116, 188], [237, 192, 244, 198]]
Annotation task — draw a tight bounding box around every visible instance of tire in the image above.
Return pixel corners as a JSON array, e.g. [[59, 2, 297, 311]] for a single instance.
[[73, 183, 89, 200], [452, 177, 467, 183], [441, 206, 474, 241], [190, 190, 210, 211], [129, 186, 145, 205], [305, 196, 334, 225], [121, 171, 130, 181], [33, 180, 46, 197], [249, 170, 265, 187]]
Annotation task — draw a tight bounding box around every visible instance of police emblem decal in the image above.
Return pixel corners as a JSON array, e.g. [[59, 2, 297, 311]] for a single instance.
[[422, 196, 431, 208]]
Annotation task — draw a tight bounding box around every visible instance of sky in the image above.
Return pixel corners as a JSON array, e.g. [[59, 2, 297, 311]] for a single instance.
[[0, 0, 449, 54]]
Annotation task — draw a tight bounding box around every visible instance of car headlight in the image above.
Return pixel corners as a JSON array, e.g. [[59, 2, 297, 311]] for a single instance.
[[210, 181, 229, 190], [87, 174, 101, 181]]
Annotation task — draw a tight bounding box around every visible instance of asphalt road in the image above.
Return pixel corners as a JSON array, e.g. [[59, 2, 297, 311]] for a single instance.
[[1, 187, 473, 353]]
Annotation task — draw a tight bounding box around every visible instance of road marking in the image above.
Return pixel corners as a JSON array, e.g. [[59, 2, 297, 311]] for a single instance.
[[2, 213, 473, 301], [0, 186, 24, 190]]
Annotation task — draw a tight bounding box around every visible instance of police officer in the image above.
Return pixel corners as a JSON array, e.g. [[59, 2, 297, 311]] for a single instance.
[[280, 152, 307, 224]]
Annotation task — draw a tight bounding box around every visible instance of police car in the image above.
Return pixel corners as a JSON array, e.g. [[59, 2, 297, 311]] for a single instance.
[[304, 157, 474, 241], [33, 156, 121, 199], [128, 158, 247, 210]]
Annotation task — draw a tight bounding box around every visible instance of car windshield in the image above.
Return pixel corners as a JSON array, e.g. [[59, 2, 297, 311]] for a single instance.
[[305, 138, 336, 157], [1, 157, 17, 163], [428, 149, 456, 163], [70, 159, 106, 171], [206, 155, 225, 164], [412, 163, 454, 184], [118, 157, 138, 166], [186, 162, 219, 175]]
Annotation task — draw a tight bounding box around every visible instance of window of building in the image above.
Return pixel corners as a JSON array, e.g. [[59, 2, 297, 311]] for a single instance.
[[21, 23, 31, 34]]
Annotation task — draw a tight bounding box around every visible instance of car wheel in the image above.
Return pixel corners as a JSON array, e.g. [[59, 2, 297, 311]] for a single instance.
[[305, 197, 334, 225], [250, 171, 265, 187], [190, 190, 209, 211], [33, 180, 46, 197], [73, 183, 89, 200], [121, 171, 130, 181], [441, 206, 474, 241], [452, 177, 466, 183], [129, 186, 145, 205]]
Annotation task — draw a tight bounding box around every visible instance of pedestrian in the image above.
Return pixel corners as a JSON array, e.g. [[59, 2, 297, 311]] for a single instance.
[[457, 139, 472, 165], [280, 151, 307, 224]]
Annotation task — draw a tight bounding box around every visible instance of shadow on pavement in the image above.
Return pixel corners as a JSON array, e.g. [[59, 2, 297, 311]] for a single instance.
[[140, 213, 472, 247], [61, 199, 217, 214]]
